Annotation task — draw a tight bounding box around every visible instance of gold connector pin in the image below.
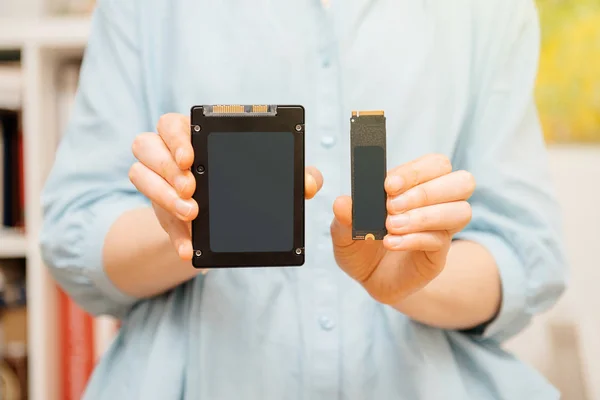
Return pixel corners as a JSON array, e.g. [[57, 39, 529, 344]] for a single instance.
[[213, 105, 245, 114], [352, 110, 384, 117], [252, 105, 268, 113]]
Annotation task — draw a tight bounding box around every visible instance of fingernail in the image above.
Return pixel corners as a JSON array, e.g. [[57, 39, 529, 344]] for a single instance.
[[387, 176, 404, 193], [175, 148, 185, 166], [176, 199, 193, 217], [386, 235, 404, 248], [389, 213, 410, 228], [174, 175, 188, 194], [390, 195, 408, 212], [178, 243, 186, 257], [306, 174, 316, 195]]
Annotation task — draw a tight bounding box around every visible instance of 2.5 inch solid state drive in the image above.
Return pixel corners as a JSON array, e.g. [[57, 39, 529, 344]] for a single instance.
[[190, 104, 306, 268]]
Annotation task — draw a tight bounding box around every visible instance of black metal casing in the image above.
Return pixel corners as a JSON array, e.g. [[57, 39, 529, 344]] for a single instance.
[[190, 105, 305, 268]]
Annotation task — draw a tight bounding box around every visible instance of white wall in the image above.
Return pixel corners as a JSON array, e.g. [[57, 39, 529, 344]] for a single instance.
[[505, 144, 600, 400]]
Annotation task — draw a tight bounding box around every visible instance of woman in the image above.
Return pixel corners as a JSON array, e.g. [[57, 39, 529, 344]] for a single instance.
[[41, 0, 567, 398]]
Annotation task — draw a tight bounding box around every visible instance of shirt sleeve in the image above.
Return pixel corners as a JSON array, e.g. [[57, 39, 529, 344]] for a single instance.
[[452, 1, 568, 343], [40, 0, 151, 318]]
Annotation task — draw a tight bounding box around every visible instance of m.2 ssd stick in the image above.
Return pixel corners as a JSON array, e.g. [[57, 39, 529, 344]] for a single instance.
[[350, 110, 387, 241]]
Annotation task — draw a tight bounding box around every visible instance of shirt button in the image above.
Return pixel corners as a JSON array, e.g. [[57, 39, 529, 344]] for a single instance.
[[320, 135, 337, 148], [318, 315, 336, 331]]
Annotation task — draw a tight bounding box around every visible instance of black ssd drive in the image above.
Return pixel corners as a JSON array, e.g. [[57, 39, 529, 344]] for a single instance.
[[190, 105, 305, 268], [350, 110, 387, 240]]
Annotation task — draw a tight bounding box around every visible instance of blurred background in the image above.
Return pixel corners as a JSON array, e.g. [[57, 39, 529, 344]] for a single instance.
[[0, 0, 598, 399]]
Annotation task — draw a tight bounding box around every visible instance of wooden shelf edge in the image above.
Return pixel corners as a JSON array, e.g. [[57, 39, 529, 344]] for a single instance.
[[0, 228, 27, 258], [0, 16, 90, 50]]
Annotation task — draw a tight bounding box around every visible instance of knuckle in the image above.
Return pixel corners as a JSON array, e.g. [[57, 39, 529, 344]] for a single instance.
[[168, 193, 181, 212], [174, 114, 187, 133], [131, 133, 148, 158], [428, 238, 442, 251], [184, 170, 196, 190], [158, 157, 171, 179], [173, 115, 186, 134], [413, 185, 429, 206], [157, 113, 186, 138], [457, 170, 476, 193], [415, 206, 441, 229], [178, 173, 196, 198], [157, 113, 174, 133], [433, 153, 452, 173], [128, 162, 143, 183], [406, 165, 420, 186], [413, 210, 425, 228], [466, 174, 476, 193], [132, 132, 159, 160], [430, 207, 444, 226], [385, 217, 397, 233], [386, 198, 397, 214], [433, 232, 448, 249], [157, 114, 190, 150], [460, 201, 473, 225]]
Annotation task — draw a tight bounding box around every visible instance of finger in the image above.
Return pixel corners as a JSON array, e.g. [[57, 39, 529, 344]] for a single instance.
[[156, 113, 193, 170], [173, 220, 193, 260], [154, 203, 194, 260], [132, 132, 196, 199], [384, 153, 452, 197], [386, 201, 472, 235], [383, 230, 451, 252], [331, 195, 354, 247], [305, 166, 324, 199], [129, 162, 198, 221], [388, 170, 475, 214]]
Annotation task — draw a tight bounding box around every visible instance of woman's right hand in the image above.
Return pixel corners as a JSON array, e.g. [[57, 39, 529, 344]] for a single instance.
[[129, 113, 325, 262], [129, 113, 198, 261]]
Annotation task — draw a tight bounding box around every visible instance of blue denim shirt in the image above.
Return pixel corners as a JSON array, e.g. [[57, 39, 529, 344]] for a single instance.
[[40, 0, 567, 398]]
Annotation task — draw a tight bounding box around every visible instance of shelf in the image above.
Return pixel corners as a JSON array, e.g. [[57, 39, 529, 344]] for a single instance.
[[0, 16, 90, 50], [0, 227, 27, 258]]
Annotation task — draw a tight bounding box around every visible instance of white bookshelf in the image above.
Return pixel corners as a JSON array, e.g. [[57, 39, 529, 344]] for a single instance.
[[0, 12, 91, 400]]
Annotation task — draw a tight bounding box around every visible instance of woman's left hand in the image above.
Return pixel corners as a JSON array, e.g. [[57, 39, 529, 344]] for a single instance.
[[331, 154, 476, 305]]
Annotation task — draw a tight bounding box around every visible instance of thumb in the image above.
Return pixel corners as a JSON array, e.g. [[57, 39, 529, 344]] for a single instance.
[[331, 196, 383, 284], [305, 166, 324, 199], [331, 196, 355, 247]]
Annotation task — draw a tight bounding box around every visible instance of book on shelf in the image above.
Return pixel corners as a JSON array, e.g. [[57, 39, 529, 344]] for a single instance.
[[0, 58, 27, 399], [0, 62, 24, 231], [0, 258, 28, 400], [58, 293, 120, 400], [58, 288, 95, 400], [0, 109, 25, 231]]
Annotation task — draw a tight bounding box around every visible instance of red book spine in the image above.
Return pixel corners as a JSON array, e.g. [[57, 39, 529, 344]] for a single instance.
[[59, 289, 95, 400], [17, 126, 24, 228]]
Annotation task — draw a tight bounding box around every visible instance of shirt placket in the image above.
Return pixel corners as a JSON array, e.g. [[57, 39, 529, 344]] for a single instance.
[[308, 0, 342, 399]]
